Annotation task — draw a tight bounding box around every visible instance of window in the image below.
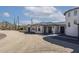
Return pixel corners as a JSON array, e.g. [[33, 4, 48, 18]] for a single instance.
[[68, 22, 70, 27], [68, 12, 70, 17], [74, 10, 77, 16], [38, 28, 40, 31], [74, 20, 77, 24]]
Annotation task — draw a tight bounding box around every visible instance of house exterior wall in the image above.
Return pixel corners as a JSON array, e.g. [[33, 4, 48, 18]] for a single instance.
[[31, 25, 37, 33], [35, 26, 44, 33], [52, 26, 56, 33], [26, 24, 64, 34], [58, 26, 61, 33], [26, 25, 31, 32], [52, 26, 60, 34], [65, 8, 79, 37]]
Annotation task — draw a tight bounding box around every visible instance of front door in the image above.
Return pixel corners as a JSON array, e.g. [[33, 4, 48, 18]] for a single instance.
[[60, 26, 65, 34], [28, 27, 31, 32], [48, 27, 52, 34], [43, 26, 47, 34]]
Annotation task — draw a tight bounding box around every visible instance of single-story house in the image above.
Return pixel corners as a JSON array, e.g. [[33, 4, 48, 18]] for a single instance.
[[26, 22, 65, 34]]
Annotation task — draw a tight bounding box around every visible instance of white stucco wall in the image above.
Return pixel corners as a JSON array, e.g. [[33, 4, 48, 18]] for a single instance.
[[52, 26, 60, 34], [33, 25, 60, 34], [65, 9, 79, 37], [35, 25, 61, 34], [26, 25, 31, 32], [35, 26, 43, 33], [26, 24, 63, 34], [52, 26, 56, 33]]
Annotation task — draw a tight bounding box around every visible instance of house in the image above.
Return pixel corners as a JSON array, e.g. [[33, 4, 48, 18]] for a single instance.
[[26, 22, 65, 34], [64, 7, 79, 37]]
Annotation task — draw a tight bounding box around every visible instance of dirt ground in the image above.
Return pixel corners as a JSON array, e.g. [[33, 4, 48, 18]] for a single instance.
[[0, 30, 74, 53], [0, 33, 6, 39]]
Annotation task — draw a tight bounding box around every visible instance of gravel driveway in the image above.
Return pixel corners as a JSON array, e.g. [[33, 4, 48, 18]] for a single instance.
[[0, 30, 74, 53]]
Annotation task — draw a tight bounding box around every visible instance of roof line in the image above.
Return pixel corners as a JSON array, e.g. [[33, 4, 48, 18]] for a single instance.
[[64, 7, 79, 15]]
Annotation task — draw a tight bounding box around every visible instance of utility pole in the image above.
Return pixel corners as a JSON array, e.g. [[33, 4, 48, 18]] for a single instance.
[[17, 16, 19, 30], [30, 17, 33, 32], [31, 17, 33, 25], [14, 17, 16, 30]]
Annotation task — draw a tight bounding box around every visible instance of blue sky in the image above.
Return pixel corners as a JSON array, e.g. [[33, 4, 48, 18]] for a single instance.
[[0, 6, 75, 25], [55, 6, 75, 13]]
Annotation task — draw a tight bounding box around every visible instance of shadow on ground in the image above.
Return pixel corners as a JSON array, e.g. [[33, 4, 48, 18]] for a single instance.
[[43, 36, 79, 53], [0, 33, 6, 39], [24, 32, 51, 35]]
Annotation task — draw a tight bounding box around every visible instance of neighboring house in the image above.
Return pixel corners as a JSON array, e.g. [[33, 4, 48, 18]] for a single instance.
[[26, 22, 65, 34], [64, 7, 79, 37]]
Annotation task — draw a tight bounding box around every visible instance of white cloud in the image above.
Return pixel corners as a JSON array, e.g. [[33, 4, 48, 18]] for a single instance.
[[20, 19, 42, 25], [24, 6, 65, 23], [32, 19, 41, 23], [3, 12, 10, 17], [25, 7, 56, 14]]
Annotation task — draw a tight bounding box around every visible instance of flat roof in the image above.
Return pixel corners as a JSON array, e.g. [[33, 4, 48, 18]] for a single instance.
[[26, 22, 65, 26], [64, 7, 79, 15]]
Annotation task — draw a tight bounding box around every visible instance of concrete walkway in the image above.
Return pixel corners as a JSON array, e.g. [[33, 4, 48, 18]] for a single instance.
[[0, 30, 75, 53]]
